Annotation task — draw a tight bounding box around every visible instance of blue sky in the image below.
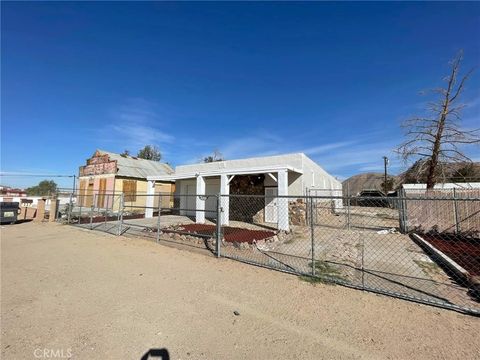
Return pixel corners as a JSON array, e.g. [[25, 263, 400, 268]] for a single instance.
[[1, 2, 479, 188]]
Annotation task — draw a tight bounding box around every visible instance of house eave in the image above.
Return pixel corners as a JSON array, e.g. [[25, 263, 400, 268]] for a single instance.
[[147, 165, 303, 182]]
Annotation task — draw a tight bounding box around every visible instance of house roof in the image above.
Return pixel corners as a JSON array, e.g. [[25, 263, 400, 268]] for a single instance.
[[147, 153, 307, 181], [96, 150, 174, 179]]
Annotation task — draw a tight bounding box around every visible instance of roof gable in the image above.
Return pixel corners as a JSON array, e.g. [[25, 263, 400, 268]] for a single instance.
[[96, 150, 174, 178]]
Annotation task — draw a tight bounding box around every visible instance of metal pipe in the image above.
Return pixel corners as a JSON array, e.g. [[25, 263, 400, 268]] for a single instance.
[[78, 197, 82, 224], [67, 193, 73, 224], [72, 174, 76, 193], [156, 194, 162, 243], [89, 204, 94, 230], [310, 197, 315, 276], [117, 193, 124, 236], [216, 194, 222, 258], [346, 183, 351, 230], [453, 188, 460, 234], [104, 194, 108, 229]]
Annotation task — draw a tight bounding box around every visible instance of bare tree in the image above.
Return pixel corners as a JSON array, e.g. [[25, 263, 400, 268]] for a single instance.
[[396, 51, 479, 189], [203, 150, 224, 163]]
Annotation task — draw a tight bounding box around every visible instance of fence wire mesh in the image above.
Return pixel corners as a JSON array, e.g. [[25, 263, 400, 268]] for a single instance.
[[64, 190, 480, 315]]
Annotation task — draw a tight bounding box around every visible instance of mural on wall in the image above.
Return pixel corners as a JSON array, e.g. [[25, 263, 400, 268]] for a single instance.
[[79, 151, 117, 177]]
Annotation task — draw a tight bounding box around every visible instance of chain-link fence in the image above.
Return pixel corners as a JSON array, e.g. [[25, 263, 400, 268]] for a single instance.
[[63, 191, 480, 315]]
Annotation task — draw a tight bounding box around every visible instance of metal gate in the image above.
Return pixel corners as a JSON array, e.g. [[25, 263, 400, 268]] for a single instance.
[[66, 193, 123, 235]]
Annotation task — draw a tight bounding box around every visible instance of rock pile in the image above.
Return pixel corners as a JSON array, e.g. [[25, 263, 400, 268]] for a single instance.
[[289, 200, 307, 226]]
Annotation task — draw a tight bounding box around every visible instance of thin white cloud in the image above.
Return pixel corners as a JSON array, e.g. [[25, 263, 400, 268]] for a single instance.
[[99, 98, 174, 151], [181, 129, 402, 177], [94, 100, 428, 177], [309, 142, 402, 174], [301, 141, 356, 155], [220, 133, 284, 160]]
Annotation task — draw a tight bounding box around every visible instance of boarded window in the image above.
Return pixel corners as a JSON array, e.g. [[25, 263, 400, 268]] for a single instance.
[[97, 178, 107, 208], [123, 180, 137, 202], [79, 180, 87, 206]]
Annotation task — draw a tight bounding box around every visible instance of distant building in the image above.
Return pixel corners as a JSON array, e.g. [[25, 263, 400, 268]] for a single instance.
[[78, 150, 174, 209], [0, 185, 27, 198], [402, 182, 480, 192]]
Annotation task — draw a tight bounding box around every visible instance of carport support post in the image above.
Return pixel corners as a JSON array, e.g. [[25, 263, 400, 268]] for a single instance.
[[277, 170, 289, 232], [220, 174, 230, 226], [145, 180, 155, 218], [196, 175, 206, 224]]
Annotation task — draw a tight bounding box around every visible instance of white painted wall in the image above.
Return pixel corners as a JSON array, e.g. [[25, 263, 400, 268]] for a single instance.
[[175, 153, 305, 175], [177, 178, 219, 218], [403, 182, 480, 190], [175, 153, 341, 197], [300, 154, 342, 193], [173, 153, 344, 221]]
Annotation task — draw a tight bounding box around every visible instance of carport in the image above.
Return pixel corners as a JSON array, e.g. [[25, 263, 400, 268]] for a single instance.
[[146, 165, 302, 231]]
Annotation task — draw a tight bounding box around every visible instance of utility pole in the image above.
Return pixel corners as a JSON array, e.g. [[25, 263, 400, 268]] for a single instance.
[[383, 156, 389, 194]]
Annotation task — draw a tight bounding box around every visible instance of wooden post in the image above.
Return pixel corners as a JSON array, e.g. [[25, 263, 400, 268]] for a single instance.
[[49, 198, 60, 222], [35, 199, 46, 222]]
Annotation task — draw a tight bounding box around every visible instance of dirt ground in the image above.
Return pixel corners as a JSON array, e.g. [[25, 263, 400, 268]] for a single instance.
[[1, 222, 480, 360]]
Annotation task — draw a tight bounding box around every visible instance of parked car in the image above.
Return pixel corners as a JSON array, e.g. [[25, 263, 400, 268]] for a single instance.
[[0, 202, 20, 224], [354, 190, 391, 208]]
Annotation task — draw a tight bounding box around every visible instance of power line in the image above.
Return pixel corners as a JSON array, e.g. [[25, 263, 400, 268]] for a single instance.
[[0, 173, 75, 178]]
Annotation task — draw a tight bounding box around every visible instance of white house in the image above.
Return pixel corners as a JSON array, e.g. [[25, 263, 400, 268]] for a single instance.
[[402, 182, 480, 191], [146, 153, 342, 231]]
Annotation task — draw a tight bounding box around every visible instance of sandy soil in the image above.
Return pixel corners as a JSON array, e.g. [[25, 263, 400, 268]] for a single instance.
[[1, 222, 480, 360]]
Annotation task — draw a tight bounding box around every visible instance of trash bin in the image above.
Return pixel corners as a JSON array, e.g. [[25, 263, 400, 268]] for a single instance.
[[0, 202, 20, 224]]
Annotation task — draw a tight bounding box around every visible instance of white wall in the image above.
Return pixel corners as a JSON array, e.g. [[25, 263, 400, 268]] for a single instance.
[[300, 154, 342, 192], [174, 153, 341, 197], [300, 154, 342, 209], [175, 153, 305, 175], [403, 182, 480, 190], [177, 178, 219, 218]]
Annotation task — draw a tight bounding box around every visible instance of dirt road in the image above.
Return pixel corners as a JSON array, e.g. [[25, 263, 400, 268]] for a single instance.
[[1, 222, 479, 359]]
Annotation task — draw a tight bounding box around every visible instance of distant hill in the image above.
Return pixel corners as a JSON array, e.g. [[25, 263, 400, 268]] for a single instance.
[[342, 173, 396, 196], [396, 161, 480, 184], [343, 162, 480, 196]]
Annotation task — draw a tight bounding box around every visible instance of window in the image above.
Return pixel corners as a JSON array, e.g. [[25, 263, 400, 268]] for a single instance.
[[123, 180, 137, 202]]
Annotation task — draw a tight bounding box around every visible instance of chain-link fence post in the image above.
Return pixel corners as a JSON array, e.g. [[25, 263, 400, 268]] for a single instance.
[[78, 198, 82, 224], [117, 193, 124, 236], [67, 193, 73, 224], [361, 227, 365, 288], [216, 194, 222, 258], [156, 194, 162, 243], [89, 194, 96, 230], [309, 196, 316, 276], [103, 194, 108, 230], [399, 189, 408, 233], [453, 188, 460, 234], [346, 183, 351, 230]]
